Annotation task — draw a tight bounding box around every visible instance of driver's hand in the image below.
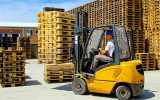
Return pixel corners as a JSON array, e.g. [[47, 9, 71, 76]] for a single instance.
[[99, 48, 102, 50], [101, 50, 106, 55]]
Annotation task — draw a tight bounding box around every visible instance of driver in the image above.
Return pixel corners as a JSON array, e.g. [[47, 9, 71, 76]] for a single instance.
[[90, 30, 115, 71]]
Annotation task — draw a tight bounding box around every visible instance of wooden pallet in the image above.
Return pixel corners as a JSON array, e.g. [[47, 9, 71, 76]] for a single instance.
[[39, 17, 75, 25], [39, 36, 74, 42], [38, 42, 55, 47], [3, 77, 25, 82], [3, 67, 25, 73], [0, 47, 24, 52], [37, 11, 75, 19], [44, 63, 74, 70], [55, 42, 73, 48], [44, 75, 73, 83], [136, 53, 156, 71], [1, 82, 25, 87], [45, 78, 73, 83], [38, 30, 74, 36], [44, 70, 74, 75], [38, 47, 70, 54], [55, 54, 69, 60], [38, 58, 70, 64], [56, 24, 75, 30], [38, 54, 55, 59], [55, 36, 74, 42], [3, 72, 25, 78]]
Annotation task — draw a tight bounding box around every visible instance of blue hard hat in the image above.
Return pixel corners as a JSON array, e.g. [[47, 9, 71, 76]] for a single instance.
[[106, 30, 113, 35]]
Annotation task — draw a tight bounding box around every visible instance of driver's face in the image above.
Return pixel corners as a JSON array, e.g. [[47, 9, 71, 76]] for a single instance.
[[106, 35, 113, 41]]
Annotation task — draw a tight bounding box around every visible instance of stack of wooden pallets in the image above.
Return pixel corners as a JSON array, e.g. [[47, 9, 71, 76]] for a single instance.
[[37, 10, 75, 83], [142, 0, 160, 69], [44, 63, 74, 83], [37, 11, 75, 64], [0, 47, 26, 87], [68, 0, 144, 53], [18, 37, 31, 59], [136, 53, 156, 71], [24, 38, 31, 59]]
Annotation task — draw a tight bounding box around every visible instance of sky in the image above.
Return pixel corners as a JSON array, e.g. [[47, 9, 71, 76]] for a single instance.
[[0, 0, 95, 23]]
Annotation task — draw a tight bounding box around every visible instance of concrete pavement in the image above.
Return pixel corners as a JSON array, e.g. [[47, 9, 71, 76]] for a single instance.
[[0, 59, 159, 100]]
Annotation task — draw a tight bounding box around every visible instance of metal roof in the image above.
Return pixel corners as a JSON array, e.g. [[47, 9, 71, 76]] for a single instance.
[[0, 22, 38, 28]]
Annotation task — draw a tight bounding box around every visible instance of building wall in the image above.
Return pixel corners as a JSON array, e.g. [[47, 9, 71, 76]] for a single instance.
[[30, 30, 38, 44], [0, 27, 38, 59]]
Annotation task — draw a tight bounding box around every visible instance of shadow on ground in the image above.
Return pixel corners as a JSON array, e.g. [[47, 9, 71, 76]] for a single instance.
[[53, 83, 72, 91], [132, 89, 156, 100], [25, 80, 42, 86], [53, 84, 156, 100], [25, 62, 30, 64], [25, 75, 32, 79]]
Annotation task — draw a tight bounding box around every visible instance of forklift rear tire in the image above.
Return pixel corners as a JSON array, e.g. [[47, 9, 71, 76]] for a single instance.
[[116, 85, 131, 100], [72, 78, 87, 95]]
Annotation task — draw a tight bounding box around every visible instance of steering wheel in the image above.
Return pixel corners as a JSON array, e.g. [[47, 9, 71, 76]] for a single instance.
[[91, 48, 100, 55]]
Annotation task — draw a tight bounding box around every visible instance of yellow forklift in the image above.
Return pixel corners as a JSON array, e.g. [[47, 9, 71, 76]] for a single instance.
[[70, 12, 144, 100]]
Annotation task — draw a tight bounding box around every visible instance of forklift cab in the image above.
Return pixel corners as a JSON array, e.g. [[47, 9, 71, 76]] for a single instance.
[[72, 25, 144, 100], [80, 25, 130, 74]]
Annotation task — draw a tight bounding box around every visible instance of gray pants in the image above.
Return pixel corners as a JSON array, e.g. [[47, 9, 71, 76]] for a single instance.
[[90, 55, 112, 71]]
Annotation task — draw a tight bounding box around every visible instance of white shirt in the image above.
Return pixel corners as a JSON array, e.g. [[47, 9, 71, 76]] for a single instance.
[[105, 40, 115, 57]]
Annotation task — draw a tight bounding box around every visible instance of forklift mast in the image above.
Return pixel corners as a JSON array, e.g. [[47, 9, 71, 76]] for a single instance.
[[74, 11, 89, 74]]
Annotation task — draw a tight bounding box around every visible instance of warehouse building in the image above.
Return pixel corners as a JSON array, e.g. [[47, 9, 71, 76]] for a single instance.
[[0, 22, 38, 58]]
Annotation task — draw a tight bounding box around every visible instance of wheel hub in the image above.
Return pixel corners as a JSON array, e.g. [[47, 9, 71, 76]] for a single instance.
[[120, 89, 128, 97], [75, 82, 82, 91]]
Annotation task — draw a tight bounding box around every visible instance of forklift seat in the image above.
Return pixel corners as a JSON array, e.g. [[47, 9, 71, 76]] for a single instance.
[[98, 52, 115, 67], [98, 60, 113, 67]]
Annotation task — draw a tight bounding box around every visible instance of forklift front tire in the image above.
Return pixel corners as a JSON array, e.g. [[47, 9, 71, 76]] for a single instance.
[[116, 85, 132, 100], [72, 78, 87, 95]]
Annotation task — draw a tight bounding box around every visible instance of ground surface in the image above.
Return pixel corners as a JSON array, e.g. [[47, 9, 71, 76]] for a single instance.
[[0, 59, 160, 100]]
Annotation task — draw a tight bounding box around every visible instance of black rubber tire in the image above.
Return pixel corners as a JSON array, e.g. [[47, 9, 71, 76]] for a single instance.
[[116, 85, 132, 100], [72, 78, 87, 95]]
